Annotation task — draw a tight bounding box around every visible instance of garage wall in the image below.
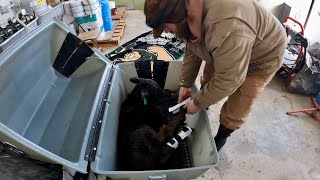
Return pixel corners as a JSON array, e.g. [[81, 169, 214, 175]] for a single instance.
[[304, 0, 320, 44], [120, 0, 319, 43], [258, 0, 312, 26], [259, 0, 319, 44]]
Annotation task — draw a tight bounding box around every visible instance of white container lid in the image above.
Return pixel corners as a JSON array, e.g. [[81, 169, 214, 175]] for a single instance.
[[109, 1, 116, 9]]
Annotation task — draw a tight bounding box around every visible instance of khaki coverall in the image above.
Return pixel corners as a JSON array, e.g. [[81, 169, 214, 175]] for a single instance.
[[180, 0, 287, 130]]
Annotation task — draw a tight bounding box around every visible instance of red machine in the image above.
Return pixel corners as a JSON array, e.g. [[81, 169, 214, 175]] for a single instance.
[[282, 17, 320, 122], [287, 95, 320, 123], [279, 16, 308, 82]]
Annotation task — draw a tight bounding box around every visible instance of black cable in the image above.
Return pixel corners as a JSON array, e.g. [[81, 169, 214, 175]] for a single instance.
[[284, 57, 297, 62]]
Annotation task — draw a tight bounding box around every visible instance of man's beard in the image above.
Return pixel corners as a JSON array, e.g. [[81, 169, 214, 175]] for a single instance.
[[175, 18, 192, 41]]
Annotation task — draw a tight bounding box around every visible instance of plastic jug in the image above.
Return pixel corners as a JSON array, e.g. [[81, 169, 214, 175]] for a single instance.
[[99, 0, 112, 31]]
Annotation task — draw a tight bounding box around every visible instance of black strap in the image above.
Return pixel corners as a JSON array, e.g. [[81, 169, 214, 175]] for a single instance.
[[53, 33, 94, 78], [153, 60, 169, 89], [135, 60, 152, 79], [174, 134, 183, 142], [134, 60, 169, 89]]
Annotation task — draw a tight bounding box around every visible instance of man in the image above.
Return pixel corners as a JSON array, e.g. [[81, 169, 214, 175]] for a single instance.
[[144, 0, 287, 151]]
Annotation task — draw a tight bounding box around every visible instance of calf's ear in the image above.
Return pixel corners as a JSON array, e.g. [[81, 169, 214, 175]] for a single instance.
[[130, 77, 141, 84]]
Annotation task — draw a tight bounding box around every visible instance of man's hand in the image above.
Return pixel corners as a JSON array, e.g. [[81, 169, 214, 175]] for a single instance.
[[178, 87, 192, 103], [183, 100, 199, 114]]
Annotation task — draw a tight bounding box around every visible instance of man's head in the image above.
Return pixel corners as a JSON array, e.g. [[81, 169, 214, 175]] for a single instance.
[[144, 0, 192, 40]]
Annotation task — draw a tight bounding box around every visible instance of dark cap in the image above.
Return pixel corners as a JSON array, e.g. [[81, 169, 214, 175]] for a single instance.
[[144, 0, 187, 38]]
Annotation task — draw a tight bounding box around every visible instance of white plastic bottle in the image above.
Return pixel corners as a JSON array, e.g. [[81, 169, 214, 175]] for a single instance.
[[19, 0, 49, 15]]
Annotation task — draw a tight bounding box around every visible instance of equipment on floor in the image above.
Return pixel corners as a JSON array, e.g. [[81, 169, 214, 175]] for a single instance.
[[285, 42, 320, 95], [287, 91, 320, 123], [278, 16, 309, 82]]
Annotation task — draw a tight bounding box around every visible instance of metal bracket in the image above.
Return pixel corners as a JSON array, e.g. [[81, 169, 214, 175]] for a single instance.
[[149, 174, 167, 180], [84, 64, 116, 161]]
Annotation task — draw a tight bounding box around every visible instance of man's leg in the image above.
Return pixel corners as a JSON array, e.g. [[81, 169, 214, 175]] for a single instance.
[[215, 73, 275, 151]]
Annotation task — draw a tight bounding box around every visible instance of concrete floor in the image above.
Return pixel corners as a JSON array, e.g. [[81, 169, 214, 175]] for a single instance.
[[198, 75, 320, 180], [117, 10, 320, 180]]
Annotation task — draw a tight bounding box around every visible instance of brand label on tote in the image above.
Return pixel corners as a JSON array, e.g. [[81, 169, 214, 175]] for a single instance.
[[36, 0, 46, 4]]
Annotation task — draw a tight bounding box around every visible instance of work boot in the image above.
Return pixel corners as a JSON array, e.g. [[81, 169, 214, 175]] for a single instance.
[[214, 124, 234, 152]]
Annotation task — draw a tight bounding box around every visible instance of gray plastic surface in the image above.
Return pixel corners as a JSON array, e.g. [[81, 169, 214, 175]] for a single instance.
[[37, 3, 64, 25], [0, 18, 112, 173], [90, 61, 218, 180], [0, 18, 218, 178]]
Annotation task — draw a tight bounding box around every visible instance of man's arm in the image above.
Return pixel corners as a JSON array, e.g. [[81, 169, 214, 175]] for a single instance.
[[193, 25, 255, 109], [179, 45, 202, 88]]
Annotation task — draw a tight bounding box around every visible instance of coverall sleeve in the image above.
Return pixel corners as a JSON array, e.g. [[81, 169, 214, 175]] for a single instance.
[[179, 45, 202, 88], [193, 27, 255, 108]]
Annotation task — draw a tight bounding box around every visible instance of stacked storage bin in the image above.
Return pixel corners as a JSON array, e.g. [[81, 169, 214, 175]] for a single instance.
[[19, 0, 49, 15], [65, 0, 104, 32], [82, 0, 104, 32]]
